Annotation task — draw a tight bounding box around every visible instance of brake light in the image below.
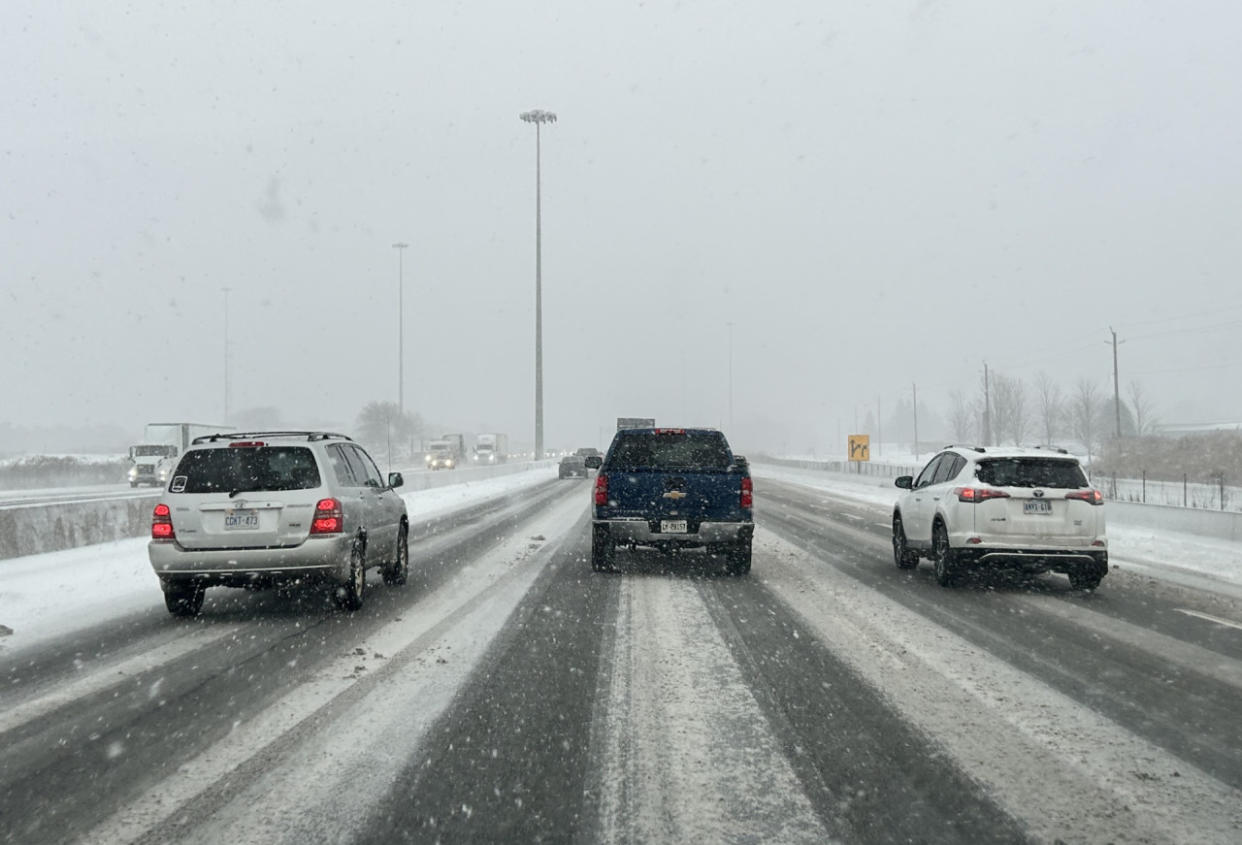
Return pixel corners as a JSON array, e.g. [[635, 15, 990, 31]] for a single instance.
[[953, 487, 1011, 503], [310, 497, 344, 534], [740, 476, 753, 509], [653, 428, 685, 435], [229, 441, 266, 448], [1066, 489, 1104, 506], [594, 473, 608, 506], [151, 503, 175, 540]]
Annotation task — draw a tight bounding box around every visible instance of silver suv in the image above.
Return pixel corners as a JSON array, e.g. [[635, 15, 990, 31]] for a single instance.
[[891, 446, 1108, 590], [148, 431, 409, 616]]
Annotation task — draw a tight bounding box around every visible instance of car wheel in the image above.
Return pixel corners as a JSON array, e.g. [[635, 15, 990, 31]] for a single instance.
[[892, 514, 919, 570], [383, 524, 409, 586], [1068, 569, 1103, 591], [726, 538, 752, 576], [932, 521, 960, 587], [591, 525, 616, 573], [335, 539, 366, 610], [164, 582, 205, 617]]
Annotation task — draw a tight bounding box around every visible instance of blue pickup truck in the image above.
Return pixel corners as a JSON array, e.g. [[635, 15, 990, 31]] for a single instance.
[[585, 427, 754, 574]]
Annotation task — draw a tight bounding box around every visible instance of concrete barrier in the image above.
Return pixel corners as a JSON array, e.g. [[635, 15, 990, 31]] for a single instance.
[[0, 461, 554, 562]]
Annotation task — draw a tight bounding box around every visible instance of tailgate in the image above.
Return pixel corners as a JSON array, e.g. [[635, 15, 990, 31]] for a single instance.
[[603, 471, 745, 523], [976, 491, 1100, 541], [171, 492, 320, 549]]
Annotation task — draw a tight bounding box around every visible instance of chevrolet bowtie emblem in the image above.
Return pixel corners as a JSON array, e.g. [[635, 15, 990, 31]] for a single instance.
[[662, 490, 687, 500]]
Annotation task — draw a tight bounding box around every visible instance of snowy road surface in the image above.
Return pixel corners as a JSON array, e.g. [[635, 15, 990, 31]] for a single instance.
[[2, 474, 1242, 843]]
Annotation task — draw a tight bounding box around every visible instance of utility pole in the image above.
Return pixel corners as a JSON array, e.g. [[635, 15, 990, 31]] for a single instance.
[[983, 362, 992, 447], [1108, 327, 1124, 439], [912, 382, 919, 460], [392, 242, 409, 416], [520, 109, 557, 459], [877, 395, 882, 457], [221, 286, 231, 424], [727, 321, 734, 430]]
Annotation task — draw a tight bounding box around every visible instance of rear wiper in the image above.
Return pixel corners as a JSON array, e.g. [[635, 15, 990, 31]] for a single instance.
[[229, 487, 263, 498]]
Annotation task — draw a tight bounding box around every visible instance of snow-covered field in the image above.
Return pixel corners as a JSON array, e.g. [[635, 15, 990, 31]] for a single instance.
[[755, 463, 1242, 597], [0, 465, 558, 655]]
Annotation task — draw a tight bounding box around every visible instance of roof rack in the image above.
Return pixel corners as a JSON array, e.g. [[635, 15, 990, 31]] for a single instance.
[[191, 431, 354, 445], [944, 444, 987, 453], [1030, 444, 1070, 454]]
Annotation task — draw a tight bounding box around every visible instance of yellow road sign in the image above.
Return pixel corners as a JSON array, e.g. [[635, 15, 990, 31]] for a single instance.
[[848, 434, 871, 462]]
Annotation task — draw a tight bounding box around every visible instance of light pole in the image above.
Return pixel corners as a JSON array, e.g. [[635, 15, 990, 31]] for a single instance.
[[727, 322, 734, 430], [393, 242, 409, 416], [221, 286, 231, 424], [520, 108, 556, 459]]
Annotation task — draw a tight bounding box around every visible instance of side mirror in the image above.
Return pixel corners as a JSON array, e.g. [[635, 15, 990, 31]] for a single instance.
[[584, 456, 602, 469], [732, 455, 749, 470], [388, 472, 405, 489], [895, 475, 913, 490]]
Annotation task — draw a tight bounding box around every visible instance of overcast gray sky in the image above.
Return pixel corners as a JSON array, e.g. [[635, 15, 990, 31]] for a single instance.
[[4, 0, 1242, 453]]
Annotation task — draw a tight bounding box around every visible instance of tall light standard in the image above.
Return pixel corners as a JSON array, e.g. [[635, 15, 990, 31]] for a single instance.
[[727, 322, 734, 430], [221, 286, 231, 424], [392, 242, 409, 415], [520, 108, 556, 459]]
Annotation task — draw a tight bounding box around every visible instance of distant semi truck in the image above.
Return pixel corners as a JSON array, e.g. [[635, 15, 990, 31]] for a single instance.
[[425, 433, 468, 470], [473, 433, 508, 464], [127, 422, 226, 487]]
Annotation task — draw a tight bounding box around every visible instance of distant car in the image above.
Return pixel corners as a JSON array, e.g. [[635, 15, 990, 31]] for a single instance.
[[589, 427, 753, 574], [891, 445, 1107, 589], [147, 431, 409, 616], [559, 455, 588, 478], [574, 447, 602, 460]]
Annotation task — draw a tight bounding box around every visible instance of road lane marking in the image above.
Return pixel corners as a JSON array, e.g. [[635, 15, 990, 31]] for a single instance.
[[1175, 608, 1242, 632]]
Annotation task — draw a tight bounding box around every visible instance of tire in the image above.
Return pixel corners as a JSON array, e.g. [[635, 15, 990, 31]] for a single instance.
[[164, 582, 205, 617], [591, 525, 616, 573], [726, 538, 752, 576], [335, 539, 366, 610], [892, 514, 920, 570], [1068, 569, 1103, 591], [932, 521, 960, 587], [382, 524, 409, 586]]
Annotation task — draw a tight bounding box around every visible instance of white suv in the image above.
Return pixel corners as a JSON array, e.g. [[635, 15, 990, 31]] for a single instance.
[[891, 446, 1107, 589], [148, 431, 409, 616]]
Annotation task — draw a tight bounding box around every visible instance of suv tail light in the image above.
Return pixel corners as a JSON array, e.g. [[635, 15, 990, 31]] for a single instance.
[[151, 503, 175, 540], [1065, 489, 1104, 506], [740, 477, 753, 509], [953, 486, 1011, 503], [594, 473, 609, 506], [310, 498, 344, 534]]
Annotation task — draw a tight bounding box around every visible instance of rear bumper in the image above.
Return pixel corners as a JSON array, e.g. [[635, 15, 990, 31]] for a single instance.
[[960, 547, 1108, 573], [148, 535, 353, 586], [595, 518, 753, 547]]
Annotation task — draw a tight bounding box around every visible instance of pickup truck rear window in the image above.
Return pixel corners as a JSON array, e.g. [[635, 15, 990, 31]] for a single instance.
[[607, 432, 733, 471], [172, 446, 322, 493], [975, 458, 1089, 489]]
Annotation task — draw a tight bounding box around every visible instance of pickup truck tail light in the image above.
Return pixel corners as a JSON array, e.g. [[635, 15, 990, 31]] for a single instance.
[[740, 477, 753, 509], [952, 486, 1011, 503], [310, 498, 344, 534], [151, 503, 175, 540], [594, 473, 608, 506], [1065, 489, 1104, 505]]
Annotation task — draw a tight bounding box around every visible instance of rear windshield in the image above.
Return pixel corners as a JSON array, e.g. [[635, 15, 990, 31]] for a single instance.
[[976, 458, 1088, 489], [171, 446, 322, 494], [606, 431, 733, 471]]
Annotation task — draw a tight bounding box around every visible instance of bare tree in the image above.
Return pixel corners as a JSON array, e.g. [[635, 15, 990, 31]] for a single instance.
[[1068, 379, 1104, 462], [1127, 380, 1157, 436], [947, 389, 973, 442], [1034, 371, 1063, 446], [990, 373, 1029, 445], [356, 401, 423, 461]]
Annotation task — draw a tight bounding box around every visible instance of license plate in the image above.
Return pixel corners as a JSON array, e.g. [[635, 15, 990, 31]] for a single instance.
[[1023, 500, 1052, 515], [660, 520, 688, 534], [224, 509, 260, 530]]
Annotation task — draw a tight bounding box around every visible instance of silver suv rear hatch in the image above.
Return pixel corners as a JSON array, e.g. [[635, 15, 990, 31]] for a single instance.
[[166, 444, 325, 549], [971, 457, 1101, 542]]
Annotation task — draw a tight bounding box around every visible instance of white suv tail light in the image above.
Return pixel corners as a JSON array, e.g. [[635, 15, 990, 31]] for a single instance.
[[310, 498, 344, 534], [952, 486, 1011, 503]]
